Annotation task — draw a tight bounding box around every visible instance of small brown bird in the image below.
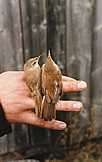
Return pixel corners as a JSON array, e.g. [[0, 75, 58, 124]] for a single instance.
[[41, 51, 62, 121], [24, 56, 42, 118]]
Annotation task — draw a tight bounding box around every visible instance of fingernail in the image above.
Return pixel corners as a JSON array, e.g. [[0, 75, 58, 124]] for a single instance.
[[74, 102, 83, 110], [78, 81, 87, 89], [59, 123, 67, 129]]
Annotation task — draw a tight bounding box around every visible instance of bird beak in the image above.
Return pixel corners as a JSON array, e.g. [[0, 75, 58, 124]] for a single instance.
[[48, 50, 51, 57], [37, 54, 43, 66], [36, 55, 41, 61]]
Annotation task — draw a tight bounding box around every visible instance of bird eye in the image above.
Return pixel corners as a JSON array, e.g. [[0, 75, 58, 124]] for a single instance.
[[31, 61, 36, 66]]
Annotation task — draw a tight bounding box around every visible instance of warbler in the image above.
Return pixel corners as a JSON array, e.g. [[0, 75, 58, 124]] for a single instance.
[[41, 51, 62, 121], [24, 56, 42, 118]]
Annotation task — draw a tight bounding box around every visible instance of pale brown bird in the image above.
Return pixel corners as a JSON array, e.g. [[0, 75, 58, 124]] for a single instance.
[[41, 51, 62, 121], [24, 56, 42, 118]]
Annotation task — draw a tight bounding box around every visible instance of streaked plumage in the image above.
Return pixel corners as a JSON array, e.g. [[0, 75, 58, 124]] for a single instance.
[[24, 56, 42, 118], [41, 51, 62, 121]]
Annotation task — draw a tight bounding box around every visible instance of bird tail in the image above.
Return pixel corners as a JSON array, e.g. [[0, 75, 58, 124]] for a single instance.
[[41, 96, 56, 121]]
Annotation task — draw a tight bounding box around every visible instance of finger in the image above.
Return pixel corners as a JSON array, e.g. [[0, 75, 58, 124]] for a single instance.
[[62, 76, 76, 82], [62, 80, 87, 92], [20, 111, 67, 130], [21, 97, 35, 109], [15, 86, 29, 96], [56, 100, 83, 111], [13, 95, 35, 110]]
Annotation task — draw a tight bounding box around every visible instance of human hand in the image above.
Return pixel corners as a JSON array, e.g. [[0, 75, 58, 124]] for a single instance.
[[0, 71, 87, 130]]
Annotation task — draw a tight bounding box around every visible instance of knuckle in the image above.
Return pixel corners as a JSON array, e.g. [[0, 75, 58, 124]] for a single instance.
[[36, 119, 45, 127], [50, 120, 56, 129], [69, 82, 76, 90], [64, 102, 69, 111]]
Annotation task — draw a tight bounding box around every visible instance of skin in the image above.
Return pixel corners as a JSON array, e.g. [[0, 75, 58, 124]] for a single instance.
[[0, 71, 87, 130]]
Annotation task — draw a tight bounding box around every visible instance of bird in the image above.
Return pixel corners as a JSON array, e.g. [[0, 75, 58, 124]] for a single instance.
[[41, 51, 62, 121], [24, 56, 42, 118]]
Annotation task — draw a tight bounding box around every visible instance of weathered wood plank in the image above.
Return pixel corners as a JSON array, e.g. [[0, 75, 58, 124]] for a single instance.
[[20, 0, 47, 61], [66, 0, 94, 143], [0, 0, 30, 154], [91, 0, 102, 137], [0, 0, 23, 71], [8, 124, 30, 152], [66, 0, 93, 101], [47, 0, 66, 74], [0, 135, 8, 155]]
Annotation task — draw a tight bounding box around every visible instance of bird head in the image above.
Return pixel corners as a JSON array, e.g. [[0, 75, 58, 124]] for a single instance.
[[24, 56, 41, 70], [44, 50, 58, 72]]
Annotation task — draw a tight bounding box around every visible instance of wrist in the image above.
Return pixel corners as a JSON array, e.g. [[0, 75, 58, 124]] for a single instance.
[[0, 104, 12, 136]]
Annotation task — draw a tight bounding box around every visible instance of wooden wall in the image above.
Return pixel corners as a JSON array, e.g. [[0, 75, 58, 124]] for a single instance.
[[0, 0, 102, 161]]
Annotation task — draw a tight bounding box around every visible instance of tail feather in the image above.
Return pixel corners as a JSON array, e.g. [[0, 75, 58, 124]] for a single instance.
[[41, 96, 56, 121]]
